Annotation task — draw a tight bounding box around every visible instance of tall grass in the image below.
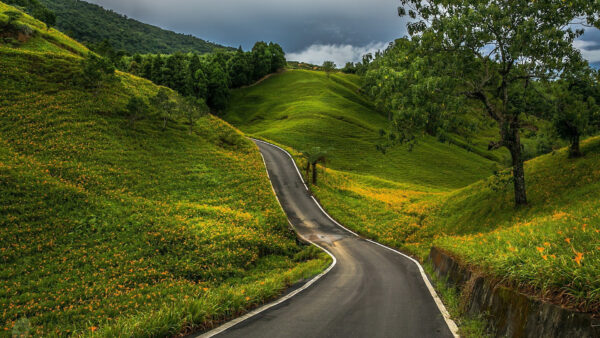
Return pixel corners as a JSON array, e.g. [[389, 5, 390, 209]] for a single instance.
[[0, 3, 331, 335]]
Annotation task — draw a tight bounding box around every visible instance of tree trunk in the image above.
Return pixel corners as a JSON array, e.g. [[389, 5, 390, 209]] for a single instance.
[[163, 117, 167, 131], [569, 134, 582, 158], [306, 162, 311, 181], [506, 126, 527, 206], [312, 162, 318, 185]]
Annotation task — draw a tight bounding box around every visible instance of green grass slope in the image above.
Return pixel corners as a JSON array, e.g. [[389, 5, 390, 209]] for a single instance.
[[225, 70, 496, 190], [35, 0, 230, 54], [224, 68, 599, 318], [0, 4, 329, 336], [312, 137, 600, 314], [435, 138, 600, 313], [0, 1, 88, 56]]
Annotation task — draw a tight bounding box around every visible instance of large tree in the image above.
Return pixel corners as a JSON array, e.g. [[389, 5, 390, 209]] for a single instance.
[[550, 64, 600, 158], [395, 0, 600, 206], [227, 47, 253, 88], [181, 96, 209, 134], [150, 88, 177, 131], [251, 41, 272, 80], [268, 42, 286, 73], [322, 61, 336, 78]]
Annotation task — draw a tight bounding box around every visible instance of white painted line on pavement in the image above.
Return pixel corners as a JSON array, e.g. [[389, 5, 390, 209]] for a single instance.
[[253, 139, 309, 191], [255, 138, 460, 338], [197, 142, 337, 338], [198, 242, 336, 338]]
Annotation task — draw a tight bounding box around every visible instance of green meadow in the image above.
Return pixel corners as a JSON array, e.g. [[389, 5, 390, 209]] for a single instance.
[[225, 69, 496, 190], [0, 3, 330, 336]]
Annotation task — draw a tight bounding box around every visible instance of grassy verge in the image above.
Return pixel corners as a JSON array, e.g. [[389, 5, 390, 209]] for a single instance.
[[0, 3, 330, 335]]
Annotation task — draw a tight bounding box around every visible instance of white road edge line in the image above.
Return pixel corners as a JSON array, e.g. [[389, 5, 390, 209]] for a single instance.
[[252, 138, 460, 338], [197, 144, 337, 338]]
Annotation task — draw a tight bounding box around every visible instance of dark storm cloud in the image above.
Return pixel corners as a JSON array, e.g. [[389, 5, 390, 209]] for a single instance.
[[85, 1, 600, 65], [85, 0, 407, 52], [576, 29, 600, 65]]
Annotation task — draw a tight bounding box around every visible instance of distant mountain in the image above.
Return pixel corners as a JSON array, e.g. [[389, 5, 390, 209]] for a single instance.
[[37, 0, 232, 54]]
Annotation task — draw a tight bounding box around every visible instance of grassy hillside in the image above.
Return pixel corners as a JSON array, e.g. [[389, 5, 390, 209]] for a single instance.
[[225, 69, 600, 318], [34, 0, 230, 54], [1, 1, 88, 56], [311, 138, 600, 313], [225, 70, 497, 190], [0, 4, 329, 336]]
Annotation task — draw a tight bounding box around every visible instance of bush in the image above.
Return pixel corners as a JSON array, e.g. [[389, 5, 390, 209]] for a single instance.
[[77, 53, 115, 89]]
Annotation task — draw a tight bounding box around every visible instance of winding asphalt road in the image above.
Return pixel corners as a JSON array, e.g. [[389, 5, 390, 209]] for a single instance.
[[201, 139, 457, 338]]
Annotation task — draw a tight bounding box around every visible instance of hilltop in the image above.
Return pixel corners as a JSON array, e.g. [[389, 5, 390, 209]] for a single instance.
[[34, 0, 230, 54], [0, 3, 328, 336], [224, 70, 497, 190]]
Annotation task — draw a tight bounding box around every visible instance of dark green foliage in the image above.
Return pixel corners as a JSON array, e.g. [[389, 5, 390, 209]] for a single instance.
[[342, 62, 357, 74], [205, 61, 230, 112], [162, 53, 188, 94], [77, 52, 115, 89], [268, 42, 286, 73], [181, 96, 208, 133], [123, 42, 286, 112], [150, 88, 177, 130], [126, 96, 149, 128], [549, 65, 600, 158], [252, 41, 272, 80], [88, 39, 125, 65], [150, 54, 164, 84], [31, 5, 53, 29], [228, 48, 253, 88], [385, 0, 600, 205], [36, 0, 231, 54], [322, 61, 336, 77]]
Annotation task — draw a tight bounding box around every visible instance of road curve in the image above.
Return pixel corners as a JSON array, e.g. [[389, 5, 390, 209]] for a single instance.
[[203, 139, 456, 338]]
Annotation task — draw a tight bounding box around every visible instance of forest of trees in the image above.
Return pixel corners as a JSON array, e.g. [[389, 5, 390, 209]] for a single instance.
[[35, 0, 229, 55], [120, 42, 286, 112]]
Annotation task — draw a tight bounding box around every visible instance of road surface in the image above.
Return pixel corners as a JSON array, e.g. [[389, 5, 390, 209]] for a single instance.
[[201, 139, 456, 338]]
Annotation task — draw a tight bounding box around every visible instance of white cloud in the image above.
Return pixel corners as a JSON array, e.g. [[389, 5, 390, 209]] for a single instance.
[[574, 39, 600, 63], [287, 42, 390, 67]]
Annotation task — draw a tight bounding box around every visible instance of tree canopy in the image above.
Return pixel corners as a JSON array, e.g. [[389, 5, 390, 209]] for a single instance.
[[381, 0, 600, 206], [121, 42, 286, 113]]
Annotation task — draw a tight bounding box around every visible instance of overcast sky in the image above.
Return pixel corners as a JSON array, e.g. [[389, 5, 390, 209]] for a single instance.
[[88, 0, 600, 66]]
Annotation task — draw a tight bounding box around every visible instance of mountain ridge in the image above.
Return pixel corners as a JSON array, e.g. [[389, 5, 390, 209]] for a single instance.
[[37, 0, 232, 54]]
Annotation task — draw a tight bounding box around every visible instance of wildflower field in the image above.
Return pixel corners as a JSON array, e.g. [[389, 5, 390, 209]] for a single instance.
[[0, 4, 330, 336], [225, 70, 600, 321]]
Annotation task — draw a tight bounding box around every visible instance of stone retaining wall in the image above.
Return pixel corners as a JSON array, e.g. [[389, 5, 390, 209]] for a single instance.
[[429, 247, 600, 337]]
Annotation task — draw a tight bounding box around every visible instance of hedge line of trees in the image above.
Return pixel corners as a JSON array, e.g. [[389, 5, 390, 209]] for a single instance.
[[75, 53, 208, 132], [119, 42, 286, 112]]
